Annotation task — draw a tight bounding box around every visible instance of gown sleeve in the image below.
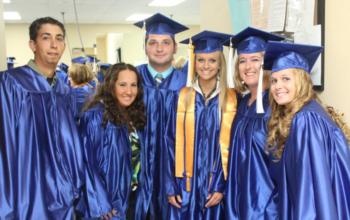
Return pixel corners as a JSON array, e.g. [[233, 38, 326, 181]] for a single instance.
[[77, 110, 113, 218], [209, 156, 225, 194], [163, 93, 180, 197]]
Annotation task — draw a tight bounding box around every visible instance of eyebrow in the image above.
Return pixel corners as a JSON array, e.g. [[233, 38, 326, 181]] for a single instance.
[[40, 32, 64, 38], [148, 39, 171, 42]]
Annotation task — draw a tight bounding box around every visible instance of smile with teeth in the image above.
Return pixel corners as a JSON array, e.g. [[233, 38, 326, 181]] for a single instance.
[[122, 96, 132, 99], [275, 91, 288, 98], [245, 72, 256, 76]]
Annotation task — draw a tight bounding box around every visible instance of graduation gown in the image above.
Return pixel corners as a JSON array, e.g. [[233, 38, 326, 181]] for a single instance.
[[71, 84, 95, 116], [269, 100, 350, 220], [0, 66, 111, 219], [135, 64, 187, 219], [164, 90, 226, 220], [97, 71, 105, 83], [225, 91, 277, 220], [56, 69, 69, 85], [79, 106, 141, 219]]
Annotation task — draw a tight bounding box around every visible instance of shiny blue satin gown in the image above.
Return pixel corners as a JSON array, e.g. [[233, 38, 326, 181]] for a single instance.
[[71, 84, 95, 116], [0, 66, 111, 219], [135, 64, 187, 219], [164, 92, 226, 220], [225, 91, 277, 220], [79, 105, 141, 219], [269, 100, 350, 220], [56, 69, 69, 84]]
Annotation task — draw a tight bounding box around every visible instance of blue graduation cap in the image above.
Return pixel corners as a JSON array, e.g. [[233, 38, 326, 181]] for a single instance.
[[86, 55, 99, 63], [134, 13, 188, 36], [264, 41, 323, 73], [72, 56, 88, 64], [72, 56, 99, 64], [98, 63, 111, 70], [180, 30, 234, 53], [225, 27, 284, 54]]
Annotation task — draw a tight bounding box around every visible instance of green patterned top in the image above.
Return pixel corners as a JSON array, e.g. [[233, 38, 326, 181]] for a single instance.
[[129, 130, 140, 191]]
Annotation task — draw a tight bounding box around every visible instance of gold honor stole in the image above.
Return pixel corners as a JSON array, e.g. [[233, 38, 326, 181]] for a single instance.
[[175, 87, 237, 191]]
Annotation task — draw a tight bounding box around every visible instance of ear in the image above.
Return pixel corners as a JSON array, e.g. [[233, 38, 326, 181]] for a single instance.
[[173, 42, 178, 54], [29, 40, 36, 53]]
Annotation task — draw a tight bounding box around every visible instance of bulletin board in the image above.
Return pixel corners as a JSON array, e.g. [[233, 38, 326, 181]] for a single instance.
[[229, 0, 325, 91]]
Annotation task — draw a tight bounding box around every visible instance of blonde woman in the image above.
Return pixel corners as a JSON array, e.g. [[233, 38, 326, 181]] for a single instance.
[[164, 31, 237, 219], [225, 27, 284, 220], [265, 41, 350, 219], [68, 63, 95, 116]]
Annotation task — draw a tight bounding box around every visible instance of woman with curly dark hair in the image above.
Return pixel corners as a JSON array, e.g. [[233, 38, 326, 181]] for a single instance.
[[78, 62, 146, 219]]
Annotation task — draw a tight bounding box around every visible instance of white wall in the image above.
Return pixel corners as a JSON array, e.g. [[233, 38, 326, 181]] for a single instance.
[[4, 23, 200, 67], [200, 0, 350, 125], [0, 1, 7, 70]]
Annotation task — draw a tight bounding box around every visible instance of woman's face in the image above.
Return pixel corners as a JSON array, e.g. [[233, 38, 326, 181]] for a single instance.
[[238, 52, 263, 89], [270, 69, 296, 105], [195, 51, 220, 83], [114, 69, 138, 108]]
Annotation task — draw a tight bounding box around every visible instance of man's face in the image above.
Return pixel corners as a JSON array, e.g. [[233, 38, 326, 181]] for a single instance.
[[145, 34, 177, 68], [29, 23, 65, 68]]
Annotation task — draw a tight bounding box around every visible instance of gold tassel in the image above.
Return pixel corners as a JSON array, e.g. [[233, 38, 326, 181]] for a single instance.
[[186, 176, 191, 192], [186, 39, 195, 87]]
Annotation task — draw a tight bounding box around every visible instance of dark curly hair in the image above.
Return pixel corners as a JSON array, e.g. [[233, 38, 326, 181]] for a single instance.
[[84, 62, 146, 131]]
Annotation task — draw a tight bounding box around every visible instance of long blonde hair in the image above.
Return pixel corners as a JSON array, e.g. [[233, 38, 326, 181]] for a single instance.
[[267, 68, 350, 159], [186, 51, 229, 110]]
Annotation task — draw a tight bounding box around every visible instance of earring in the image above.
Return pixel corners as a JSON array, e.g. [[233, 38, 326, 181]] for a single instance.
[[241, 81, 245, 85]]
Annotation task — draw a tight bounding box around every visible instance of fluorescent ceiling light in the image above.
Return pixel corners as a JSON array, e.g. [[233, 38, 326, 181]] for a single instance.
[[148, 0, 186, 7], [126, 13, 152, 22], [3, 0, 11, 3], [4, 11, 21, 20]]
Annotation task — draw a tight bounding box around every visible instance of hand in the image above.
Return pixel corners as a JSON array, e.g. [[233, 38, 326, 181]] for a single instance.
[[168, 195, 182, 208], [100, 209, 118, 220], [205, 192, 223, 208]]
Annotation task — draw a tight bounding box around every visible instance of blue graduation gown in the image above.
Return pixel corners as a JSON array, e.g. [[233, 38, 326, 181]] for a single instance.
[[135, 64, 187, 219], [225, 91, 277, 220], [79, 106, 140, 219], [56, 69, 69, 85], [0, 66, 111, 219], [269, 100, 350, 220], [71, 84, 95, 116], [97, 71, 105, 83], [164, 92, 226, 220]]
